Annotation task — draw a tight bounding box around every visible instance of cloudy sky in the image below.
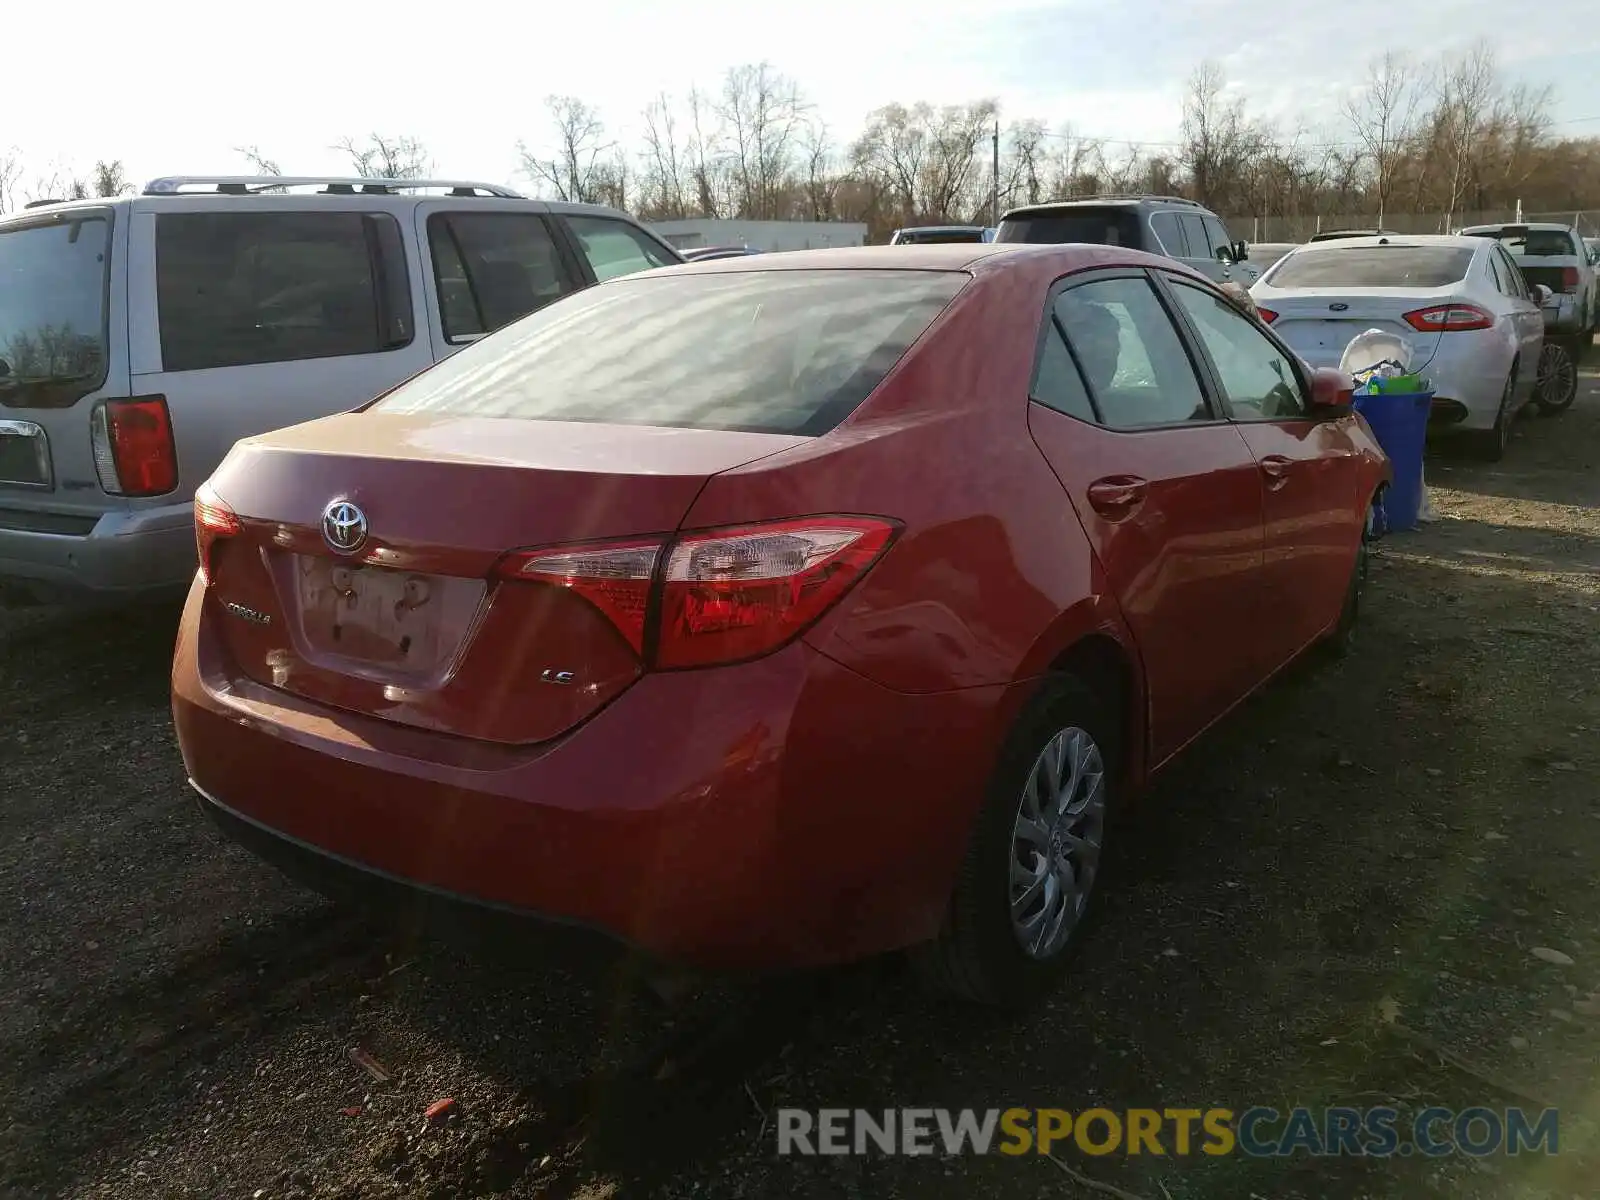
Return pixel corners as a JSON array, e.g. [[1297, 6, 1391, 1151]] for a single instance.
[[7, 0, 1599, 194]]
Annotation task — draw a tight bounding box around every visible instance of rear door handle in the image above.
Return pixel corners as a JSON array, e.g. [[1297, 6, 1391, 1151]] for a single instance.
[[1086, 476, 1149, 519], [1259, 455, 1293, 489]]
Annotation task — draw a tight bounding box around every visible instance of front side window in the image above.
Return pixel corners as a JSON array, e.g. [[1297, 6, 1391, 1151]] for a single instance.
[[1170, 281, 1307, 421], [1177, 213, 1210, 259], [427, 212, 574, 344], [1054, 277, 1210, 429], [1201, 215, 1233, 258], [0, 211, 111, 400], [372, 269, 966, 436], [155, 212, 411, 372], [564, 215, 675, 282]]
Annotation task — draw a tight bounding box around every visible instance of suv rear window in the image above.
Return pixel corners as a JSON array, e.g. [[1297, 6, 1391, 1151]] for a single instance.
[[996, 208, 1142, 247], [372, 269, 966, 436], [894, 229, 986, 244], [155, 212, 412, 372], [1267, 246, 1475, 288], [1476, 229, 1576, 257], [0, 211, 111, 399]]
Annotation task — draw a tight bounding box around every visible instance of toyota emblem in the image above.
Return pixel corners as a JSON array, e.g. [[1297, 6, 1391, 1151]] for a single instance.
[[321, 499, 368, 554]]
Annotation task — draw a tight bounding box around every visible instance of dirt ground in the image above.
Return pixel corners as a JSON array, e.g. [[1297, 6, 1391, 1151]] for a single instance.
[[3, 363, 1600, 1200]]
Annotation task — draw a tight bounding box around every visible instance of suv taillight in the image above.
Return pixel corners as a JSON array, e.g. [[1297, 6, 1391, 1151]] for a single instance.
[[193, 481, 241, 586], [1560, 267, 1581, 294], [91, 396, 178, 496], [1254, 306, 1279, 324], [495, 515, 898, 669]]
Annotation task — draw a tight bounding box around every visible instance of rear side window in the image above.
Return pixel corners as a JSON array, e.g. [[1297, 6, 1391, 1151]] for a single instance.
[[372, 269, 966, 436], [997, 208, 1142, 248], [564, 214, 676, 281], [427, 212, 575, 344], [1267, 246, 1476, 288], [1149, 212, 1185, 256], [155, 212, 412, 373], [1054, 277, 1210, 429]]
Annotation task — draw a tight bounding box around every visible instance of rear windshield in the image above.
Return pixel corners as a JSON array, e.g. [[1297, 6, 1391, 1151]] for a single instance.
[[372, 269, 967, 435], [1468, 229, 1576, 257], [1267, 246, 1476, 288], [0, 211, 111, 397], [995, 208, 1142, 247], [895, 229, 985, 244]]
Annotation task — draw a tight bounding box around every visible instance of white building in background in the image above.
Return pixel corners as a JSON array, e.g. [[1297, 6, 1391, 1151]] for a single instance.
[[649, 219, 868, 252]]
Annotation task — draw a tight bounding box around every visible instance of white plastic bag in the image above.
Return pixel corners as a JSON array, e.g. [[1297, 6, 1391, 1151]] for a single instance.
[[1340, 328, 1416, 379]]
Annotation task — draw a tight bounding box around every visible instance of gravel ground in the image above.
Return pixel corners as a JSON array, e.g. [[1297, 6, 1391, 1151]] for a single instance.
[[4, 363, 1600, 1200]]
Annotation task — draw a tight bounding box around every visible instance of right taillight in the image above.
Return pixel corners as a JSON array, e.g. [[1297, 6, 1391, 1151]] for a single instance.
[[91, 395, 179, 497], [193, 481, 241, 586], [1254, 306, 1279, 324], [1560, 267, 1581, 293], [1403, 304, 1494, 332], [494, 515, 898, 670]]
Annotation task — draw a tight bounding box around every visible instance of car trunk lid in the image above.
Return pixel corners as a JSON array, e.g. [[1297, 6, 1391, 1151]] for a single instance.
[[1261, 291, 1451, 372], [202, 411, 806, 744]]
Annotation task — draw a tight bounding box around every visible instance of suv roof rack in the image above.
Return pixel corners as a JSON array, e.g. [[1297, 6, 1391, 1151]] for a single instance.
[[1004, 193, 1203, 214], [142, 175, 523, 199]]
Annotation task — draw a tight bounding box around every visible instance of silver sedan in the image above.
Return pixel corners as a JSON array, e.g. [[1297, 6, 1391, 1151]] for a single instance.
[[1250, 234, 1550, 460]]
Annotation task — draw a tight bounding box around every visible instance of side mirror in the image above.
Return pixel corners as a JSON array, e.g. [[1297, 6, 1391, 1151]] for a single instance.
[[1309, 367, 1356, 413], [1216, 245, 1234, 265], [1532, 284, 1553, 306], [1233, 239, 1249, 262]]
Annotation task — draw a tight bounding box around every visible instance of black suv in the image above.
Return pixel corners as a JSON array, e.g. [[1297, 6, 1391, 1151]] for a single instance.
[[994, 194, 1258, 285]]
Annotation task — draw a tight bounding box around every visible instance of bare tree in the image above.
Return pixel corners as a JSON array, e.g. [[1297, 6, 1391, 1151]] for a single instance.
[[519, 96, 613, 204], [799, 119, 840, 220], [1342, 51, 1423, 226], [236, 145, 284, 175], [1180, 62, 1271, 215], [0, 149, 22, 214], [90, 160, 131, 198], [335, 134, 431, 179], [684, 86, 726, 219], [1433, 42, 1500, 228], [639, 93, 689, 219], [718, 62, 808, 219]]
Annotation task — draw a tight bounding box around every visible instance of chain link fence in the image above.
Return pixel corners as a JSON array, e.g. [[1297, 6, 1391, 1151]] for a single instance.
[[1231, 209, 1600, 245]]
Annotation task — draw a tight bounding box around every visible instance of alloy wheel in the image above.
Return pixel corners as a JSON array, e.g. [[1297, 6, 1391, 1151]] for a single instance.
[[1536, 342, 1578, 413], [1009, 726, 1107, 961]]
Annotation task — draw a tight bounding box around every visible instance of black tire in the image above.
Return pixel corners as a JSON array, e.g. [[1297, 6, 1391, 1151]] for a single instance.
[[1323, 497, 1374, 659], [912, 674, 1119, 1008], [1535, 341, 1578, 415], [1475, 370, 1517, 461]]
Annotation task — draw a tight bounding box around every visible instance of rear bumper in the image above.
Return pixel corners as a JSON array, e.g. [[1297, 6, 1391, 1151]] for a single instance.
[[1541, 296, 1582, 334], [172, 577, 1022, 972], [0, 500, 195, 602]]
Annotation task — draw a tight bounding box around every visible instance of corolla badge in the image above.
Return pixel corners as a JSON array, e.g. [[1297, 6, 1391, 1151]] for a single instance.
[[1329, 302, 1349, 312], [321, 499, 368, 554]]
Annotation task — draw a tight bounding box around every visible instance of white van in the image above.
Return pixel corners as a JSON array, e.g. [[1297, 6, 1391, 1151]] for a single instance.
[[0, 175, 683, 604]]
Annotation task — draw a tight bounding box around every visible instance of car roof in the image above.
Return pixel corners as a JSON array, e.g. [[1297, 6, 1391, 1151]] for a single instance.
[[1460, 222, 1573, 233], [632, 241, 1197, 281], [1289, 233, 1484, 251]]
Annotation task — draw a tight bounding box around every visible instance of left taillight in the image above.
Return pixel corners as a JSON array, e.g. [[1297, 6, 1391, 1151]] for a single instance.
[[90, 395, 178, 496], [1560, 267, 1581, 294], [1403, 304, 1494, 333], [193, 481, 241, 586], [494, 515, 898, 670]]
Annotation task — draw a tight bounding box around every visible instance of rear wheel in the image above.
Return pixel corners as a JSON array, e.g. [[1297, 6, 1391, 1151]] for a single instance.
[[1475, 370, 1517, 461], [913, 675, 1116, 1008], [1536, 341, 1578, 415]]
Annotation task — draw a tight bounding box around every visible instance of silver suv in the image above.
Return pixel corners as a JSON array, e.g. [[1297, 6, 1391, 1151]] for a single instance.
[[994, 194, 1260, 286], [0, 175, 683, 604]]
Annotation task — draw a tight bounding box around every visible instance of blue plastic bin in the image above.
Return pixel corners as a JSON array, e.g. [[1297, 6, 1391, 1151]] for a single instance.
[[1352, 390, 1432, 533]]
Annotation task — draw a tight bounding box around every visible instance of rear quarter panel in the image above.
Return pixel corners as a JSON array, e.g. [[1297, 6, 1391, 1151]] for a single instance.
[[680, 264, 1139, 697]]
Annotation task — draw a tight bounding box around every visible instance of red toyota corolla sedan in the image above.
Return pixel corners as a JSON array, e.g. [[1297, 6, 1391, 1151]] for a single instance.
[[172, 243, 1389, 1007]]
